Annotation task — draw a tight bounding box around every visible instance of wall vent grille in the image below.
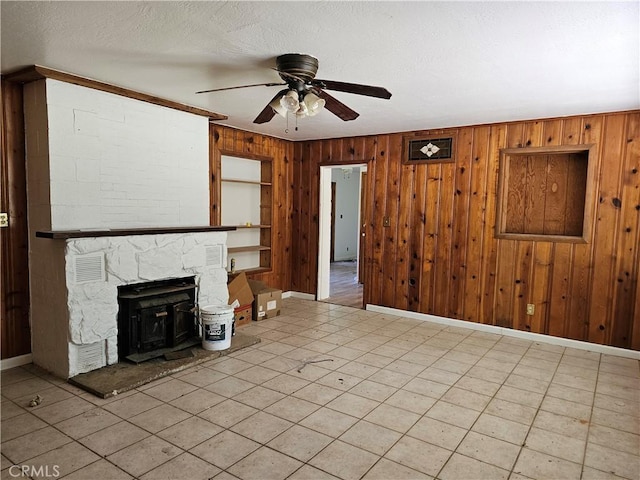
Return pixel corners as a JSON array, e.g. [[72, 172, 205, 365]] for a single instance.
[[73, 253, 106, 283]]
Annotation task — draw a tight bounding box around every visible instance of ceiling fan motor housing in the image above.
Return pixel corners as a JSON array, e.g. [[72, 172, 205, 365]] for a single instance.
[[276, 53, 319, 83]]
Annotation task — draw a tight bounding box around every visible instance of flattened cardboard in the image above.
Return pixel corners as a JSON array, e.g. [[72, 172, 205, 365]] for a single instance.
[[227, 272, 254, 307]]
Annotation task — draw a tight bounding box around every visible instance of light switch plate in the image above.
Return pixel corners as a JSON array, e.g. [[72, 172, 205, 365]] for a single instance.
[[383, 216, 390, 227]]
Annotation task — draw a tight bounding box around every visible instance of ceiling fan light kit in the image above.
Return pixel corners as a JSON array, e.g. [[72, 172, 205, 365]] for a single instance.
[[197, 53, 391, 125]]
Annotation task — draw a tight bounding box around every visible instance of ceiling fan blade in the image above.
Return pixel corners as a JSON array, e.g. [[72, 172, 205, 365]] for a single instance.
[[196, 82, 285, 94], [313, 89, 359, 121], [313, 79, 392, 99], [253, 88, 289, 124]]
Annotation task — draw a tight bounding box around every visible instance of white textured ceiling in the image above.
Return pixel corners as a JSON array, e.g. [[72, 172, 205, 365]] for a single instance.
[[1, 1, 638, 141]]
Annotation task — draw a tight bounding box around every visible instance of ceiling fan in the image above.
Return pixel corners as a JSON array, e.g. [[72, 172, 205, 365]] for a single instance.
[[196, 53, 392, 124]]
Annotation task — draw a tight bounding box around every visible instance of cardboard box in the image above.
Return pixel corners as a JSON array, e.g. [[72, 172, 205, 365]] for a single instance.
[[227, 272, 254, 308], [233, 304, 253, 327], [248, 279, 282, 320]]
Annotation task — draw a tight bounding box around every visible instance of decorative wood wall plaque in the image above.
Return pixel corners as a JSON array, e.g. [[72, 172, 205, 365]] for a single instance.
[[403, 133, 457, 163]]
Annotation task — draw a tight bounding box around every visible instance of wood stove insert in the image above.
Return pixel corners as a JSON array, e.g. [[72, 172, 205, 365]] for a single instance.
[[118, 277, 198, 363]]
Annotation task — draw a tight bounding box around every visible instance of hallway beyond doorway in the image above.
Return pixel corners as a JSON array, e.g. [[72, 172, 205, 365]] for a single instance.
[[321, 261, 363, 309]]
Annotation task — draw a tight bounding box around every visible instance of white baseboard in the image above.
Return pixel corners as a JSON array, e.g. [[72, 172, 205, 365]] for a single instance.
[[366, 304, 640, 360], [283, 291, 316, 301], [1, 353, 33, 371]]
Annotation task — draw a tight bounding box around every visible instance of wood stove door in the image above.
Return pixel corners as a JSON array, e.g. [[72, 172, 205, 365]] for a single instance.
[[139, 305, 168, 352], [172, 301, 195, 346]]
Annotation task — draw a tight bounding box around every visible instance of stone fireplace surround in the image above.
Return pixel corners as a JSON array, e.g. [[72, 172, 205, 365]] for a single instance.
[[34, 226, 233, 378]]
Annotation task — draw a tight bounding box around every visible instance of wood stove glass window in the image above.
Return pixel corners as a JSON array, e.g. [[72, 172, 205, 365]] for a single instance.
[[117, 277, 197, 362]]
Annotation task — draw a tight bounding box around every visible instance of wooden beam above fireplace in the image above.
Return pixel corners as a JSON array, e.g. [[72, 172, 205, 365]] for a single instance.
[[36, 226, 236, 239]]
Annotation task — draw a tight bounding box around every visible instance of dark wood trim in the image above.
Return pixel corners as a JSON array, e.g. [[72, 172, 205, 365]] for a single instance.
[[217, 149, 274, 162], [1, 78, 31, 359], [4, 65, 227, 120], [36, 226, 235, 239]]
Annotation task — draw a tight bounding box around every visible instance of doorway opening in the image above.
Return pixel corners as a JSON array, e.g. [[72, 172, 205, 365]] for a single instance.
[[318, 164, 367, 308]]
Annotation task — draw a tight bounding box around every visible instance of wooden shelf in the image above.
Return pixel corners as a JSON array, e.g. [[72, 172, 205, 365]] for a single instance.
[[229, 224, 271, 229], [227, 245, 271, 253], [229, 267, 271, 275], [221, 178, 272, 186]]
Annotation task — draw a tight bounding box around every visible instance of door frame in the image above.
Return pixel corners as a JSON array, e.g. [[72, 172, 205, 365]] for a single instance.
[[317, 163, 367, 301]]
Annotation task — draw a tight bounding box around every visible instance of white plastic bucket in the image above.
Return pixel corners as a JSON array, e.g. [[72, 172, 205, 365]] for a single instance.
[[200, 305, 234, 351]]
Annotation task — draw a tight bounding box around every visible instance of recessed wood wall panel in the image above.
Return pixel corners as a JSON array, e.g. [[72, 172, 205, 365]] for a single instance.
[[292, 111, 640, 350]]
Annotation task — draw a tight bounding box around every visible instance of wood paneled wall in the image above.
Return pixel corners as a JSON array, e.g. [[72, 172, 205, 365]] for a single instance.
[[210, 125, 294, 291], [1, 78, 32, 359], [292, 111, 640, 350]]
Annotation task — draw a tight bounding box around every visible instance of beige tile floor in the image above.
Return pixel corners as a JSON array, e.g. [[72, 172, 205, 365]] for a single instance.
[[2, 298, 639, 480]]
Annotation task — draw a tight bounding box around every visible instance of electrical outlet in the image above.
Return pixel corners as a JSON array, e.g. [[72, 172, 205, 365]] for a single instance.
[[526, 304, 535, 316], [0, 213, 8, 228], [383, 216, 390, 227]]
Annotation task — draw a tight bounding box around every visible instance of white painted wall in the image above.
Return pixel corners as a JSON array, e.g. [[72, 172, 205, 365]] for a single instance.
[[23, 79, 218, 377], [331, 167, 360, 261], [45, 79, 210, 229]]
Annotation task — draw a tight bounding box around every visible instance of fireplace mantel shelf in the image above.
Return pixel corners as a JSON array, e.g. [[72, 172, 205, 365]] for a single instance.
[[36, 226, 236, 239]]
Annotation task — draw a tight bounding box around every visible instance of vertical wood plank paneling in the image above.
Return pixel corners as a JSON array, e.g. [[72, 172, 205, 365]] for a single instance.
[[1, 79, 32, 359], [307, 141, 322, 292], [381, 135, 400, 307], [548, 242, 572, 337], [449, 128, 472, 318], [610, 112, 640, 346], [291, 142, 303, 291], [547, 118, 577, 337], [564, 154, 589, 235], [567, 117, 602, 340], [512, 121, 545, 330], [287, 111, 638, 351], [434, 162, 455, 315], [463, 127, 490, 322], [523, 155, 548, 234], [542, 154, 568, 234], [529, 242, 553, 333], [409, 161, 427, 311], [513, 241, 533, 331], [505, 155, 527, 233], [395, 145, 414, 311], [480, 124, 506, 324], [588, 114, 625, 344], [530, 119, 564, 333], [420, 163, 441, 313], [494, 123, 525, 327], [371, 136, 389, 304]]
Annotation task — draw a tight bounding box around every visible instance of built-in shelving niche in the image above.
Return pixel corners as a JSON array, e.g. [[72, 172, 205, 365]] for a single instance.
[[213, 152, 273, 273]]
